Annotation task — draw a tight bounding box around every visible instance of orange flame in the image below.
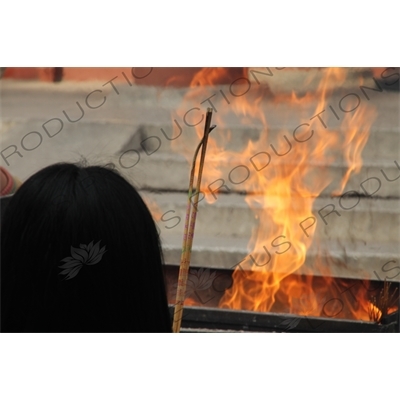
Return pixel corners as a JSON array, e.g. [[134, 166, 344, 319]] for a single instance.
[[170, 67, 393, 321]]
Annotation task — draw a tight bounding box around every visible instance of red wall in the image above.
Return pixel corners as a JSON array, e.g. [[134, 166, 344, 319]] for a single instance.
[[2, 67, 244, 87]]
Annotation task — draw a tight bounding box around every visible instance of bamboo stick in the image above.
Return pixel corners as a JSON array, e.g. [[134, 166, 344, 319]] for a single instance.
[[172, 108, 214, 333]]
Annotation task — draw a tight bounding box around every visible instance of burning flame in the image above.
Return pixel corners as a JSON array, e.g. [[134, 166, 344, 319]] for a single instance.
[[170, 67, 395, 321], [368, 303, 382, 322]]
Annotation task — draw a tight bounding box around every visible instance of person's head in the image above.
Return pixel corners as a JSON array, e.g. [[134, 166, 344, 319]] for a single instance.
[[1, 162, 171, 332]]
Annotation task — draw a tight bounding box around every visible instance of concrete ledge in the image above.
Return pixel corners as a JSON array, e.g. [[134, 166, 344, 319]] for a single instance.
[[119, 153, 400, 198], [144, 192, 400, 244], [161, 233, 400, 282]]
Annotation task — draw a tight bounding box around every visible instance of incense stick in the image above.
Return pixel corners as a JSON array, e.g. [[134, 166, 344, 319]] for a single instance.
[[172, 108, 214, 333], [369, 279, 399, 323]]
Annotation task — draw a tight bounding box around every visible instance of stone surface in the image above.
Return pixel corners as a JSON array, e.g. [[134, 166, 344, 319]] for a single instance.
[[143, 192, 400, 244], [1, 76, 399, 283], [161, 233, 400, 282]]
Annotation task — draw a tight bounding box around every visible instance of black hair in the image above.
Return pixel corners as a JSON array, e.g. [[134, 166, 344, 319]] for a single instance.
[[1, 163, 172, 332]]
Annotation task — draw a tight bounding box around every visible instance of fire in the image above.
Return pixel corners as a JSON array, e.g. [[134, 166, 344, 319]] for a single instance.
[[368, 303, 382, 322], [170, 67, 395, 321]]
